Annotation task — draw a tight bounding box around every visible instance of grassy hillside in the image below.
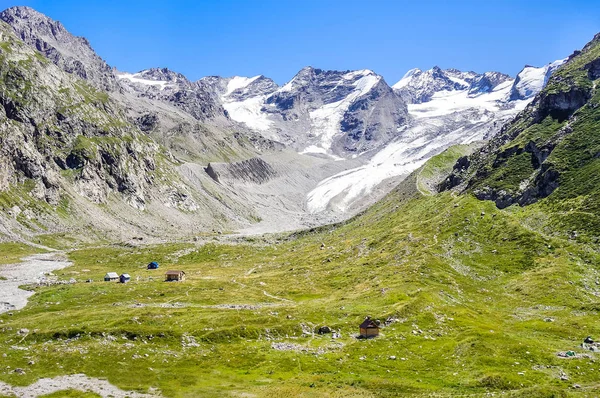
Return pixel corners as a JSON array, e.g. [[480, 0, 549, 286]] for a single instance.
[[1, 166, 599, 396]]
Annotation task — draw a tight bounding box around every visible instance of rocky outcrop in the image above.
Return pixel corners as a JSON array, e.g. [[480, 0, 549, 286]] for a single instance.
[[0, 6, 120, 92], [536, 85, 591, 122]]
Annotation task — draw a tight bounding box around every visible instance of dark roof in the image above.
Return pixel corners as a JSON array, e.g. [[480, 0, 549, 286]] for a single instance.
[[165, 270, 185, 275], [359, 318, 379, 329]]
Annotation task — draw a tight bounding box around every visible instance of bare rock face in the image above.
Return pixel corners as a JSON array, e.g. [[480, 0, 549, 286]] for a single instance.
[[117, 67, 227, 122], [0, 6, 120, 92]]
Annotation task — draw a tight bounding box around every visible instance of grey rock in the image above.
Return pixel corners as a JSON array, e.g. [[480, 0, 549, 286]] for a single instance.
[[0, 6, 120, 92]]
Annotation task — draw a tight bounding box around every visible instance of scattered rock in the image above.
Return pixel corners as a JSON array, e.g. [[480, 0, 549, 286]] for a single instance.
[[317, 326, 331, 335]]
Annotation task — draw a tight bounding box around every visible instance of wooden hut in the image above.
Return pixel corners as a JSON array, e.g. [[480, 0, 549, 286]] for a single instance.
[[119, 273, 131, 283], [165, 270, 186, 282], [359, 317, 380, 338], [104, 272, 119, 282]]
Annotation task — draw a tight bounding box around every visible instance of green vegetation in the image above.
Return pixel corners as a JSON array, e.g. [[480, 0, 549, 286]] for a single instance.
[[1, 180, 599, 396], [0, 242, 44, 265], [417, 144, 472, 194]]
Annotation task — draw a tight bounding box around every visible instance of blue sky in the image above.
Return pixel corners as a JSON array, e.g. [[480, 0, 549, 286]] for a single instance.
[[1, 0, 599, 84]]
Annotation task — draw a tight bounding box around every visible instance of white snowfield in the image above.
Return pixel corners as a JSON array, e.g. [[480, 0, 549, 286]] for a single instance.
[[221, 75, 275, 132], [223, 96, 273, 131], [408, 80, 526, 119], [224, 75, 261, 96], [116, 72, 171, 90]]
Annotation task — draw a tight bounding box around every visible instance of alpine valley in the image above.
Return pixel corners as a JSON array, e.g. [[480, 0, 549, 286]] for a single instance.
[[0, 5, 600, 398]]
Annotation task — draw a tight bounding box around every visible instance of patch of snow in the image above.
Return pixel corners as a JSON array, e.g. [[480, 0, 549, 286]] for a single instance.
[[512, 58, 567, 99], [225, 75, 261, 96], [223, 96, 273, 132], [300, 145, 345, 161], [393, 68, 421, 90], [116, 72, 171, 90]]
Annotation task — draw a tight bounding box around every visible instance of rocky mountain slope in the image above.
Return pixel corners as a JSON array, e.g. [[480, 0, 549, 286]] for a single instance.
[[0, 6, 119, 92]]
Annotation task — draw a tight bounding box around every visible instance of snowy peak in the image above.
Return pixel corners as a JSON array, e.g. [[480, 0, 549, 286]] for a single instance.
[[267, 68, 383, 111], [199, 75, 278, 101], [393, 67, 511, 104], [468, 71, 512, 95], [224, 75, 278, 101], [217, 66, 408, 156], [509, 58, 567, 100], [136, 68, 189, 83], [117, 68, 190, 90]]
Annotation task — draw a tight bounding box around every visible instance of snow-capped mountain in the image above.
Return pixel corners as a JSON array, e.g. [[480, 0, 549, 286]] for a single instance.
[[205, 67, 409, 158], [509, 59, 566, 100], [0, 4, 572, 232], [305, 62, 564, 214], [393, 66, 513, 104]]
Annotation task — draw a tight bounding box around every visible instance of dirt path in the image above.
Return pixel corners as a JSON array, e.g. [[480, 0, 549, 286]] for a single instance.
[[0, 374, 158, 397], [0, 252, 71, 314]]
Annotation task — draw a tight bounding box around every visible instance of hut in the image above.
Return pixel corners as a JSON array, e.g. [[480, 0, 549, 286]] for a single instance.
[[104, 272, 119, 282], [147, 261, 159, 269], [165, 270, 186, 282], [119, 273, 131, 283], [359, 317, 380, 338]]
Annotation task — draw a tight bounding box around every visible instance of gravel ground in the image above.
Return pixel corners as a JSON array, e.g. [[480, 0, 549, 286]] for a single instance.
[[0, 374, 159, 397], [0, 252, 71, 314]]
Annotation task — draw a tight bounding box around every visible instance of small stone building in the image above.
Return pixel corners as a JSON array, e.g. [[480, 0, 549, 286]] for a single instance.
[[104, 272, 119, 282], [359, 317, 380, 338], [165, 270, 185, 282]]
